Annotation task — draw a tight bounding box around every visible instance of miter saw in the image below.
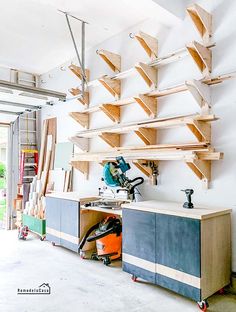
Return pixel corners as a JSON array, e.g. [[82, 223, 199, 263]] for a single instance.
[[102, 156, 144, 201]]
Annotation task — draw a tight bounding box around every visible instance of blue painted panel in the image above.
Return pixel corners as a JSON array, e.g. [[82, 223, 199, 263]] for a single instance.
[[60, 238, 78, 253], [46, 197, 61, 232], [156, 214, 201, 277], [156, 273, 201, 301], [46, 233, 60, 245], [122, 208, 156, 262], [60, 199, 79, 237], [123, 262, 155, 284]]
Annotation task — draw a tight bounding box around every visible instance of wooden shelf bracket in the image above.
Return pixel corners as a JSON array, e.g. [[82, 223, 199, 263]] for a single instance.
[[97, 49, 121, 73], [135, 128, 157, 145], [68, 136, 89, 152], [99, 132, 120, 148], [133, 94, 157, 118], [69, 112, 89, 129], [71, 160, 89, 179], [68, 64, 90, 81], [133, 159, 159, 177], [98, 76, 121, 99], [134, 31, 158, 60], [186, 80, 211, 113], [186, 159, 211, 189], [69, 87, 90, 106], [135, 62, 157, 89], [187, 4, 212, 44], [100, 104, 120, 123], [186, 41, 212, 76], [187, 120, 211, 142]]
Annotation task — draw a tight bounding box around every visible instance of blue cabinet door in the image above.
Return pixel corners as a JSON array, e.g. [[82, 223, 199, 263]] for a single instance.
[[46, 197, 61, 245], [155, 213, 201, 301], [60, 199, 80, 252], [122, 208, 156, 283]]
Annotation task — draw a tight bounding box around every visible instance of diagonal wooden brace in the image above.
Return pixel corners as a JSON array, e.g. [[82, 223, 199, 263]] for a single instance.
[[186, 159, 211, 189], [133, 159, 158, 177], [99, 132, 120, 148], [186, 41, 212, 77], [134, 128, 157, 145], [69, 87, 90, 106], [186, 80, 211, 114], [133, 94, 157, 118], [69, 112, 89, 129], [187, 4, 212, 44], [97, 49, 121, 73], [68, 64, 90, 81], [100, 104, 120, 123], [135, 31, 158, 60], [68, 136, 89, 152], [135, 62, 157, 89], [98, 76, 121, 99], [187, 120, 211, 142], [71, 161, 89, 179]]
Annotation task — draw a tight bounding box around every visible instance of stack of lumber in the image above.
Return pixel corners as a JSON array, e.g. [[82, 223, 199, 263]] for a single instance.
[[23, 118, 73, 219], [23, 117, 57, 219]]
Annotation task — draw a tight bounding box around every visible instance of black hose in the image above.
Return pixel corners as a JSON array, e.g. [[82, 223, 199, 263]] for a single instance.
[[78, 222, 100, 250], [129, 177, 144, 194], [86, 227, 115, 242]]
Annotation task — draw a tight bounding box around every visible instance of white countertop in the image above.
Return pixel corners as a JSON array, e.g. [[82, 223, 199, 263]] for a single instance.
[[46, 192, 99, 203], [122, 200, 232, 220]]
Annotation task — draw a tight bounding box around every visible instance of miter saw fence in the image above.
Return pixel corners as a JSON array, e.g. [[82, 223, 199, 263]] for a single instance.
[[103, 157, 144, 200]]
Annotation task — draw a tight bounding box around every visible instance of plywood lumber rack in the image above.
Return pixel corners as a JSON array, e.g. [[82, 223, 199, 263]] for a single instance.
[[73, 114, 216, 147], [68, 4, 227, 188], [68, 71, 236, 128]]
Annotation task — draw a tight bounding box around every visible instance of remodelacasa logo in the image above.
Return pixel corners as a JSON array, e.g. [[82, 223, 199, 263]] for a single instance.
[[17, 283, 51, 295]]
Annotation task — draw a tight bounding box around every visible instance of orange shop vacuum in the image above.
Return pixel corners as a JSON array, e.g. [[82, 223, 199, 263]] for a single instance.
[[79, 216, 122, 266]]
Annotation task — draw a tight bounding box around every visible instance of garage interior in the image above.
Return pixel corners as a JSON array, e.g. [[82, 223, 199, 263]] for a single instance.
[[0, 0, 236, 311]]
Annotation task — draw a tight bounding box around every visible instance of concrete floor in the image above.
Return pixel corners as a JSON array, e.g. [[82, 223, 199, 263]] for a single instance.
[[0, 230, 235, 312]]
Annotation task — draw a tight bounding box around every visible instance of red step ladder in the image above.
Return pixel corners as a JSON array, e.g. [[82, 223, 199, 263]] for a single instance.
[[19, 149, 38, 183]]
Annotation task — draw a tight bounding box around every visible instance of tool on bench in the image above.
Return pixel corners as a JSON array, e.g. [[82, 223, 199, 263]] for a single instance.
[[102, 156, 144, 201], [79, 216, 122, 266], [181, 189, 194, 209]]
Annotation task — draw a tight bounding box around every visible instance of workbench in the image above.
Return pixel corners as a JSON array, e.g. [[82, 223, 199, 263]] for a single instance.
[[122, 200, 231, 304], [45, 192, 122, 253]]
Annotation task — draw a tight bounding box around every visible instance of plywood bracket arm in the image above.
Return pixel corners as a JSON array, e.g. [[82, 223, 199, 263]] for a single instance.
[[69, 112, 89, 129], [185, 79, 211, 114], [98, 76, 121, 99], [100, 104, 120, 123], [187, 120, 211, 142], [133, 159, 159, 178], [97, 49, 121, 73], [187, 4, 212, 44], [69, 87, 89, 106], [133, 94, 157, 118], [68, 136, 89, 152], [134, 31, 158, 60], [134, 128, 157, 145], [186, 159, 211, 189], [186, 41, 212, 77], [99, 132, 120, 148], [71, 160, 89, 179], [68, 64, 90, 81], [135, 62, 157, 89]]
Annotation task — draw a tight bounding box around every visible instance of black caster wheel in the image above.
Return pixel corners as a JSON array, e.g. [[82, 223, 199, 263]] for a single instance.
[[131, 275, 138, 282], [197, 300, 209, 311], [40, 237, 45, 241], [51, 242, 56, 246], [103, 257, 111, 266], [91, 253, 99, 261]]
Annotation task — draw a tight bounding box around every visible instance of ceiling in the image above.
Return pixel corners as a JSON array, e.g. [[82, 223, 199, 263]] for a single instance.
[[0, 0, 183, 75]]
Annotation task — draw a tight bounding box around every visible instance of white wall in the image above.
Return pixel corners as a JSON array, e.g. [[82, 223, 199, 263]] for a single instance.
[[41, 0, 236, 271]]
